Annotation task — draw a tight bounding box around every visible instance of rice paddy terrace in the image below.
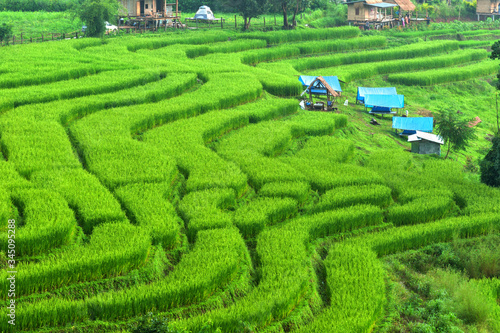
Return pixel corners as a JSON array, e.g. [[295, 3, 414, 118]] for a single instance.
[[0, 27, 500, 332]]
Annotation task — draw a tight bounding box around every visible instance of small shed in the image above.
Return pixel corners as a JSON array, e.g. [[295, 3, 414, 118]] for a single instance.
[[299, 76, 341, 111], [408, 131, 444, 155], [194, 5, 215, 20], [392, 117, 433, 135], [357, 87, 397, 104], [364, 94, 404, 114]]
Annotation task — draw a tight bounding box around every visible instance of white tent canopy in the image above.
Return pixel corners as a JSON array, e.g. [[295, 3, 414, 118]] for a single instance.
[[194, 5, 215, 20]]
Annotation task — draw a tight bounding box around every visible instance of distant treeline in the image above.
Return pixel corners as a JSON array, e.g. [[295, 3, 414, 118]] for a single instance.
[[0, 0, 78, 12]]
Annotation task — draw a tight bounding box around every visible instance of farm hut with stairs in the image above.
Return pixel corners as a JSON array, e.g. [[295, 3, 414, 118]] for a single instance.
[[347, 0, 398, 28], [476, 0, 500, 20]]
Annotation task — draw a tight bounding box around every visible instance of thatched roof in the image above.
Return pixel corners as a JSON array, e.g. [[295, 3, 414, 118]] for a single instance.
[[391, 0, 416, 11], [307, 76, 340, 97]]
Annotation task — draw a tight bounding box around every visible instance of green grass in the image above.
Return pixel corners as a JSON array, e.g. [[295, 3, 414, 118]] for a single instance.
[[0, 11, 82, 39]]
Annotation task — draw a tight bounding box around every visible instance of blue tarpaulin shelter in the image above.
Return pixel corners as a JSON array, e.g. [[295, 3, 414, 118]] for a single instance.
[[299, 76, 342, 95], [364, 94, 404, 109], [392, 117, 434, 135], [357, 87, 397, 104]]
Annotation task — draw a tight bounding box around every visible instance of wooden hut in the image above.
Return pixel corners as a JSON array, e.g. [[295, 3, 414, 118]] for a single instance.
[[476, 0, 500, 20], [118, 0, 179, 18], [118, 0, 181, 31], [347, 0, 398, 28]]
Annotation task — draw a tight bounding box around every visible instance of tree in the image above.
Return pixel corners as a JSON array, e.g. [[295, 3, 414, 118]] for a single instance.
[[269, 0, 311, 29], [480, 135, 500, 187], [78, 0, 119, 37], [221, 0, 269, 29], [0, 23, 12, 45], [435, 109, 476, 159]]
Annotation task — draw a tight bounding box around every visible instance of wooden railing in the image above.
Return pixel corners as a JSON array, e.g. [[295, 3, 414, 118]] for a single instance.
[[0, 31, 84, 47]]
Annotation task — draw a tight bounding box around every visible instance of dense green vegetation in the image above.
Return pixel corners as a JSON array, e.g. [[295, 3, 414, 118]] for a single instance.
[[0, 22, 499, 333]]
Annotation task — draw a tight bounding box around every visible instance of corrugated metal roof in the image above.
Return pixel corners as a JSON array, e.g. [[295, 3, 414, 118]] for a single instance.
[[408, 131, 444, 145], [392, 117, 433, 132], [368, 2, 398, 8], [365, 94, 404, 108]]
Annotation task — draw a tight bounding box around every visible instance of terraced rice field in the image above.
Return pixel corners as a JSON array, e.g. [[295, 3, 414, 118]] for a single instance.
[[0, 27, 499, 332]]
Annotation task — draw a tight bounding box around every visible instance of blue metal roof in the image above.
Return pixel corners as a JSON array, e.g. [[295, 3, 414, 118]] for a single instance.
[[365, 94, 404, 109], [357, 87, 397, 103], [299, 75, 342, 93], [392, 117, 434, 132], [368, 2, 398, 7]]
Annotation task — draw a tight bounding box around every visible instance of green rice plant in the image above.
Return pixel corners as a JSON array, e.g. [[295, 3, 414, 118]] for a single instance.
[[124, 32, 231, 52], [296, 36, 386, 55], [292, 40, 459, 72], [294, 136, 354, 163], [186, 39, 268, 58], [0, 298, 87, 333], [0, 120, 81, 177], [284, 158, 385, 193], [251, 68, 303, 96], [461, 29, 500, 36], [114, 182, 181, 248], [234, 197, 298, 237], [297, 244, 385, 333], [0, 69, 162, 112], [459, 40, 495, 48], [387, 195, 454, 226], [69, 73, 262, 190], [256, 62, 300, 76], [143, 95, 298, 195], [239, 46, 300, 65], [387, 60, 498, 86], [0, 188, 76, 256], [389, 29, 457, 38], [0, 159, 30, 190], [239, 26, 360, 44], [0, 188, 10, 228], [258, 181, 310, 204], [87, 227, 250, 320], [30, 168, 127, 233], [312, 184, 393, 213], [171, 205, 382, 332], [179, 188, 236, 241], [362, 213, 500, 257], [0, 221, 151, 297]]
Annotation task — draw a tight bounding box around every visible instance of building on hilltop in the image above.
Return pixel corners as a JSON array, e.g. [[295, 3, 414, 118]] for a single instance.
[[119, 0, 178, 18], [476, 0, 500, 20], [347, 0, 398, 28]]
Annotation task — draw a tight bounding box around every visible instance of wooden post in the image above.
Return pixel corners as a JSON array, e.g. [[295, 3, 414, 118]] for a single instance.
[[41, 33, 44, 42], [12, 35, 15, 45], [274, 15, 276, 25], [264, 16, 265, 27], [30, 37, 33, 43], [196, 19, 198, 28], [235, 15, 237, 28], [52, 33, 54, 41], [20, 33, 23, 44], [76, 32, 78, 39], [221, 17, 223, 29]]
